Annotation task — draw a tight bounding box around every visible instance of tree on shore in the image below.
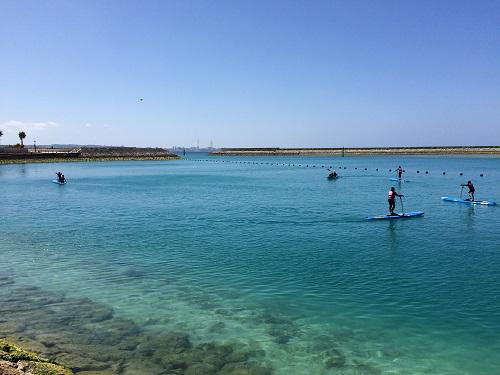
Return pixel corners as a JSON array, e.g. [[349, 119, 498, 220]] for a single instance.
[[18, 131, 26, 147], [0, 130, 3, 146]]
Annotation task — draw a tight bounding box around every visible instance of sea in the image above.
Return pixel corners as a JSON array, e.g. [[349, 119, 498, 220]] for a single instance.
[[1, 154, 499, 374]]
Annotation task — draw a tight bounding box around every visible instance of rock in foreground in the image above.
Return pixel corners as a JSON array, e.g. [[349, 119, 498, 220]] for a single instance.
[[0, 339, 72, 375]]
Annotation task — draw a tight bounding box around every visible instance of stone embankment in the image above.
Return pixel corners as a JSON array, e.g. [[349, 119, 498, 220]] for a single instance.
[[78, 147, 175, 158], [211, 146, 500, 156], [0, 146, 179, 163]]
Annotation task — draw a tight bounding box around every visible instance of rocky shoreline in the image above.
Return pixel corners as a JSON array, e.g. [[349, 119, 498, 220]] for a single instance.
[[0, 147, 180, 164], [211, 146, 500, 156]]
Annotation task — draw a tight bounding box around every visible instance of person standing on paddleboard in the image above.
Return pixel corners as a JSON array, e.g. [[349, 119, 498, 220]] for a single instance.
[[461, 181, 475, 201], [388, 187, 403, 215], [396, 166, 403, 179]]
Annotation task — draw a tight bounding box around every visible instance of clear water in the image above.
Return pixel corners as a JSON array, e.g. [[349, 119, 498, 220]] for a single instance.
[[1, 155, 500, 374]]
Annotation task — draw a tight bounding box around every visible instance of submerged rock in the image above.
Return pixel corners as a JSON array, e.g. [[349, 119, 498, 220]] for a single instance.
[[136, 332, 192, 358], [0, 320, 26, 335], [258, 312, 292, 326], [1, 285, 274, 375], [50, 298, 114, 324], [268, 325, 297, 345], [322, 348, 346, 369], [184, 362, 218, 375], [218, 362, 273, 375], [208, 321, 225, 334], [122, 357, 165, 375], [348, 361, 382, 374], [53, 352, 109, 372]]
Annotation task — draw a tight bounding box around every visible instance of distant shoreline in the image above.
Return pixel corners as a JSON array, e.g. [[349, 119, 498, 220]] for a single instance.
[[211, 146, 500, 156], [0, 146, 180, 164], [0, 156, 179, 165]]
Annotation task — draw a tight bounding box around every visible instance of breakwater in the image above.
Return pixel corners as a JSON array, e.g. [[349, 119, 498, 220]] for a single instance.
[[212, 146, 500, 156], [0, 146, 179, 164]]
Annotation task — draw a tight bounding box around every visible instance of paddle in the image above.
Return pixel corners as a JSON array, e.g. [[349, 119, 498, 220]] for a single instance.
[[460, 185, 464, 199], [399, 195, 405, 216]]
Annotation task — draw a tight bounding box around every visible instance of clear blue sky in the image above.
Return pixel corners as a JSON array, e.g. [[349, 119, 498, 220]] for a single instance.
[[1, 0, 499, 148]]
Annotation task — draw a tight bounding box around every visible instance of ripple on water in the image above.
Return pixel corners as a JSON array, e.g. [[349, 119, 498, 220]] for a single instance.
[[2, 157, 500, 374]]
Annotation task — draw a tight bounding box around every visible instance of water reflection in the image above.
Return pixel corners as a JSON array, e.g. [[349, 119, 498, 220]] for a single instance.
[[464, 206, 476, 231], [18, 164, 27, 176], [387, 221, 397, 252]]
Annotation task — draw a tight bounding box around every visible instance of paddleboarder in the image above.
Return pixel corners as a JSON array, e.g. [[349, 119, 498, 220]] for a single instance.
[[396, 166, 403, 179], [56, 172, 66, 183], [328, 171, 338, 179], [388, 187, 403, 215], [56, 172, 64, 183], [461, 181, 475, 201]]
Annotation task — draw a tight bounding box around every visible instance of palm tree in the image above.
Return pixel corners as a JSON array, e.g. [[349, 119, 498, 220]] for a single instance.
[[0, 130, 3, 146], [18, 131, 26, 147]]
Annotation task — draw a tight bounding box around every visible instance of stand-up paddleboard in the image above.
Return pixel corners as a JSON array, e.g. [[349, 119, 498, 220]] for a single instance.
[[389, 178, 410, 183], [366, 211, 424, 220], [52, 179, 66, 185], [441, 197, 496, 206]]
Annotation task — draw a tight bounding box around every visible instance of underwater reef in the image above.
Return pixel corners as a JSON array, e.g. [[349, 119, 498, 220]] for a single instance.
[[0, 274, 272, 375]]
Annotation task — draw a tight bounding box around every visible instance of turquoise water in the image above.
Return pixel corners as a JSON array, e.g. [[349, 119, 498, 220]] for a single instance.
[[1, 155, 500, 374]]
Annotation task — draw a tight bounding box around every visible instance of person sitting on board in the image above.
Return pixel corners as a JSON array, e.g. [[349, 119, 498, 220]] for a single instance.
[[61, 174, 67, 183], [396, 166, 403, 179], [328, 171, 338, 179], [388, 187, 403, 215], [461, 181, 475, 201]]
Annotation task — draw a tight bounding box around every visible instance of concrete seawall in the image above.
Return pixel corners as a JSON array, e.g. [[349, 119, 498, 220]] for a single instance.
[[211, 146, 500, 156]]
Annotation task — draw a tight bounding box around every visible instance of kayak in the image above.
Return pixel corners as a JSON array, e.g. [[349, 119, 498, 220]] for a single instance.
[[366, 211, 424, 220], [389, 178, 410, 182], [441, 197, 496, 206], [52, 180, 66, 185]]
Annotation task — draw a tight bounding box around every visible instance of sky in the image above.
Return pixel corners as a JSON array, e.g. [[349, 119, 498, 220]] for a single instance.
[[1, 0, 499, 148]]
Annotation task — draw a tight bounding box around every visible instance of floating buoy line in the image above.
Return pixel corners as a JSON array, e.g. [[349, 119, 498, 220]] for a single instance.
[[182, 158, 486, 177]]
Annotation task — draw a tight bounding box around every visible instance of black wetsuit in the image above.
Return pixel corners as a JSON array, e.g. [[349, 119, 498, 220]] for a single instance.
[[465, 183, 475, 201]]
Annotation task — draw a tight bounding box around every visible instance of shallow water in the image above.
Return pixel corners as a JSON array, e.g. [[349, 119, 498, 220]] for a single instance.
[[1, 155, 500, 374]]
